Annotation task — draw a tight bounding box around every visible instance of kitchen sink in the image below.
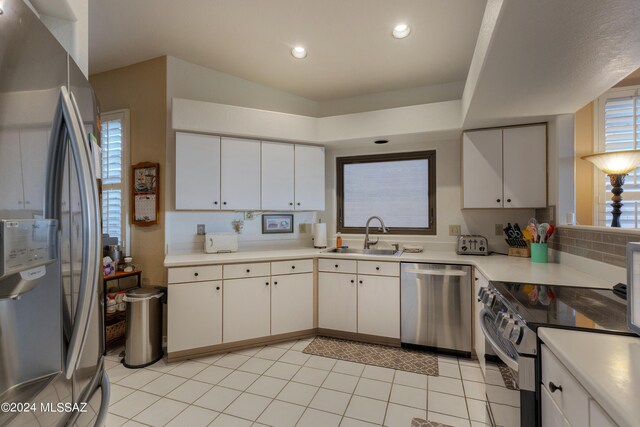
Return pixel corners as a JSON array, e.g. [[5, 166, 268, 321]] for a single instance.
[[322, 248, 403, 256]]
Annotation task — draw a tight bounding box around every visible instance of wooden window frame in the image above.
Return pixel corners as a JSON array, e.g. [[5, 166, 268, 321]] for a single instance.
[[336, 150, 437, 235]]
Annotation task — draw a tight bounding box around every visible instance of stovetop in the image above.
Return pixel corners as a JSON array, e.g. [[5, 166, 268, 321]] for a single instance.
[[490, 281, 633, 335]]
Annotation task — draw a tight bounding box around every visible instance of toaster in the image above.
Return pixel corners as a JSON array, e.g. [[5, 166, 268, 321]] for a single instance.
[[456, 235, 488, 256], [205, 232, 238, 253]]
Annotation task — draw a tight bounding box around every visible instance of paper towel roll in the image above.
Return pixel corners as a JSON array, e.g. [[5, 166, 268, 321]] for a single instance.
[[313, 223, 327, 248]]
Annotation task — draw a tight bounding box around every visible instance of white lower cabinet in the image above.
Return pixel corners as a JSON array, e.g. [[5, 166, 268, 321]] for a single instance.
[[271, 273, 314, 335], [357, 275, 400, 338], [223, 277, 271, 343], [168, 280, 222, 353], [542, 386, 571, 427], [318, 272, 357, 333]]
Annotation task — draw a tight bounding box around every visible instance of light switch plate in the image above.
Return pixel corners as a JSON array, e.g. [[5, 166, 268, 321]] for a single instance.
[[197, 224, 206, 235], [449, 225, 461, 236]]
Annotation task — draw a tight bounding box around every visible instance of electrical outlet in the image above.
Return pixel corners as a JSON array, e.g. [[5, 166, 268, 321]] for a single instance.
[[197, 224, 206, 235], [244, 212, 254, 220], [449, 225, 461, 236], [299, 223, 308, 233], [495, 223, 504, 236]]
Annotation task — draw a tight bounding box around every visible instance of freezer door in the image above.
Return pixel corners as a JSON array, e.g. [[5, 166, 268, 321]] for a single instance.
[[401, 263, 472, 353]]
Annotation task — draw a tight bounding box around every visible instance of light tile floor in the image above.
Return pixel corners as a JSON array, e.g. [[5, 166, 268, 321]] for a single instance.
[[104, 339, 517, 427]]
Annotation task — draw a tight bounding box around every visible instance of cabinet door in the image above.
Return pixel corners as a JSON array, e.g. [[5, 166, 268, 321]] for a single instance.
[[294, 144, 325, 211], [262, 142, 295, 210], [462, 129, 503, 208], [221, 137, 261, 210], [357, 275, 400, 338], [168, 280, 222, 353], [318, 272, 357, 332], [271, 273, 313, 335], [503, 125, 547, 208], [20, 128, 49, 211], [541, 386, 571, 427], [589, 400, 616, 427], [0, 130, 24, 210], [175, 132, 221, 210], [223, 277, 271, 343]]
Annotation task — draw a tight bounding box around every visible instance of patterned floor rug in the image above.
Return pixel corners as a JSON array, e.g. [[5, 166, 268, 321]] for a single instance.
[[498, 363, 519, 390], [411, 418, 452, 427], [302, 336, 439, 376]]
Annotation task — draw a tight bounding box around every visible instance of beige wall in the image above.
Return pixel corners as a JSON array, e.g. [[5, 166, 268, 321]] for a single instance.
[[90, 57, 167, 285], [575, 102, 594, 226]]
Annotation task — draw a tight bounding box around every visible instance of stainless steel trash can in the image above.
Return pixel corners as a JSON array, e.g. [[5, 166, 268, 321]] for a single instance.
[[123, 287, 164, 368]]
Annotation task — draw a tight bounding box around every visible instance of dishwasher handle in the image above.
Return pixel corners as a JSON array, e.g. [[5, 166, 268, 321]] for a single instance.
[[404, 268, 468, 277]]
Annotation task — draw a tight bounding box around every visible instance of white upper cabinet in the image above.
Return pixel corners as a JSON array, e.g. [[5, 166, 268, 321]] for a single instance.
[[221, 137, 262, 210], [0, 130, 24, 210], [175, 132, 325, 211], [20, 128, 49, 211], [294, 144, 325, 211], [503, 125, 547, 208], [462, 124, 546, 208], [175, 132, 221, 210], [463, 129, 503, 208], [261, 141, 295, 210]]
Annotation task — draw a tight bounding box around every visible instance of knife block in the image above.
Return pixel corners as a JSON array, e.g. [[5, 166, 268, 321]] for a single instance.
[[508, 242, 531, 258]]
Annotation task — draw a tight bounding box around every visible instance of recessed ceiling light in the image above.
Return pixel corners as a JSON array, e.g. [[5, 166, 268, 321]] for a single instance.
[[291, 46, 307, 59], [374, 139, 389, 144], [392, 23, 411, 39]]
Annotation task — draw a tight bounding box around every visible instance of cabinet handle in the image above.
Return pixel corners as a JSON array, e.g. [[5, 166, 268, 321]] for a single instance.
[[214, 201, 218, 205], [335, 264, 339, 268], [194, 272, 199, 277], [289, 202, 293, 206], [223, 201, 227, 205], [297, 202, 301, 206], [216, 286, 220, 290], [359, 280, 363, 284], [246, 269, 250, 273], [291, 265, 295, 269], [350, 279, 355, 283], [376, 266, 380, 271], [265, 282, 269, 286], [475, 277, 478, 281], [507, 198, 512, 203], [496, 199, 501, 203], [274, 281, 278, 285], [549, 382, 563, 393]]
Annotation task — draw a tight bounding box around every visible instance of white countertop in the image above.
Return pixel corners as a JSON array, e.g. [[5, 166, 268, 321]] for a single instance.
[[164, 248, 613, 288], [539, 328, 640, 427]]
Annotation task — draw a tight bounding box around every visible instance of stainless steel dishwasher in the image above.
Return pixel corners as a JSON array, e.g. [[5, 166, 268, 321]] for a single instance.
[[401, 263, 472, 356]]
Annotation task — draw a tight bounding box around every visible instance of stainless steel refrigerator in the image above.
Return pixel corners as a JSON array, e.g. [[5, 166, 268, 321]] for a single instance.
[[0, 0, 109, 426]]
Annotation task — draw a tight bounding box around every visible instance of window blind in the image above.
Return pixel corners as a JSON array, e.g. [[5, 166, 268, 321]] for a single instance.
[[101, 112, 128, 248], [598, 88, 640, 228], [343, 159, 430, 228]]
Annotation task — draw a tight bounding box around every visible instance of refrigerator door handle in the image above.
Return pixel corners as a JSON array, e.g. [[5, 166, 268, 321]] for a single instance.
[[94, 371, 111, 427], [59, 87, 101, 380]]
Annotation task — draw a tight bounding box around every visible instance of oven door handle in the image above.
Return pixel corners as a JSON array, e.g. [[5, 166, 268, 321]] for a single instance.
[[479, 308, 519, 372]]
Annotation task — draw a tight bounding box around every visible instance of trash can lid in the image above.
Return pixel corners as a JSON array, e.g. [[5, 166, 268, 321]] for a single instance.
[[126, 287, 164, 299]]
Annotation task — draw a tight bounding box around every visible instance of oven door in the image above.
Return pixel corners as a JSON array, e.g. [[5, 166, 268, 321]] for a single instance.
[[479, 308, 523, 427]]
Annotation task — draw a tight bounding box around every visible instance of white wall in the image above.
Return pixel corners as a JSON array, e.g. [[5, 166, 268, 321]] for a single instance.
[[324, 137, 535, 253]]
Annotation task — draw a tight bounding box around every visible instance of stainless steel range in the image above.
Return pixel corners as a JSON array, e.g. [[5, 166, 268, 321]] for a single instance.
[[477, 281, 632, 427]]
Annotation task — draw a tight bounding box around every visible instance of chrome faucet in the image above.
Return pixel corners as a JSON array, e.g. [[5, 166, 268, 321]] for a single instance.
[[364, 216, 389, 249]]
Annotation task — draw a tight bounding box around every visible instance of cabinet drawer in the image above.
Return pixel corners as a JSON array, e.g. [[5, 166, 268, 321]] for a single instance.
[[589, 400, 616, 427], [541, 344, 589, 427], [271, 259, 314, 276], [541, 385, 571, 427], [318, 258, 357, 274], [223, 262, 270, 279], [167, 265, 222, 284], [357, 260, 399, 276]]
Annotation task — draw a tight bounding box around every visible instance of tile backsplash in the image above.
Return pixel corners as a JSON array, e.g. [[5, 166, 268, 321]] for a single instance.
[[550, 226, 639, 268]]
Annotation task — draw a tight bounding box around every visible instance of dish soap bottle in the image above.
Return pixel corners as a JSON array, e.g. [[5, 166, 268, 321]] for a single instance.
[[336, 232, 343, 248]]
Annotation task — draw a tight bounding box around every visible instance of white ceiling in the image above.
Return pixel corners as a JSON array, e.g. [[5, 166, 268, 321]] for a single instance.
[[88, 0, 486, 101]]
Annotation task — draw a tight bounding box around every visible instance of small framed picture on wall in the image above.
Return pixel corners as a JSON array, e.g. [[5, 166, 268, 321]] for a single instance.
[[262, 214, 294, 234]]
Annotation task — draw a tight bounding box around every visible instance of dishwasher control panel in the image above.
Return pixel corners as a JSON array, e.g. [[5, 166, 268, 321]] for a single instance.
[[456, 234, 488, 256]]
